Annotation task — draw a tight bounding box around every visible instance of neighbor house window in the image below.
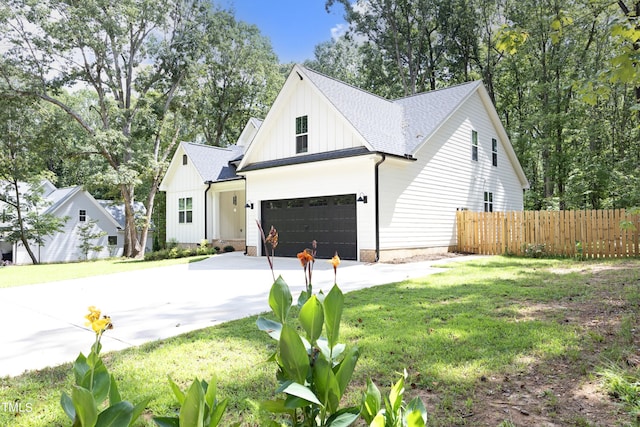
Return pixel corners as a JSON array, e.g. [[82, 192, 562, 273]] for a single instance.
[[182, 154, 188, 165], [79, 209, 87, 222], [296, 115, 308, 153], [108, 236, 117, 246], [178, 197, 193, 223], [471, 130, 478, 161], [492, 138, 498, 167], [484, 192, 493, 212]]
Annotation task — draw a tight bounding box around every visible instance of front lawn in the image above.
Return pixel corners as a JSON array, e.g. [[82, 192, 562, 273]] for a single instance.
[[0, 255, 212, 288], [1, 257, 639, 426]]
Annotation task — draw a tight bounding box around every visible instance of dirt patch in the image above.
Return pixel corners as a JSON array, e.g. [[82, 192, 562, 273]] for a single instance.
[[413, 260, 640, 426], [383, 252, 467, 264]]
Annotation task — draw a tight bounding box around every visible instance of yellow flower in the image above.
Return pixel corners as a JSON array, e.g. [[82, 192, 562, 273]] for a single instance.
[[91, 317, 113, 334], [85, 306, 101, 324], [84, 306, 113, 334]]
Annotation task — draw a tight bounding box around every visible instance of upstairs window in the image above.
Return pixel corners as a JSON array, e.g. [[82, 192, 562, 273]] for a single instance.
[[79, 209, 87, 222], [182, 154, 188, 165], [178, 197, 193, 223], [484, 192, 493, 212], [492, 138, 498, 167], [296, 115, 308, 154], [471, 130, 478, 161]]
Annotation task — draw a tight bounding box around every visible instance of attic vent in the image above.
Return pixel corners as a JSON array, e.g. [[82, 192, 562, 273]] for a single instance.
[[182, 154, 188, 165]]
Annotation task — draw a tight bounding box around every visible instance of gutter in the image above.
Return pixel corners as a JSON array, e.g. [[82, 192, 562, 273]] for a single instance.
[[374, 153, 386, 262], [204, 181, 213, 240]]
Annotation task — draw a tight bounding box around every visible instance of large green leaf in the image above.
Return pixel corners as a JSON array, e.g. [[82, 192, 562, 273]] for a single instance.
[[204, 376, 217, 410], [260, 398, 294, 415], [325, 407, 360, 427], [312, 356, 340, 413], [130, 397, 152, 427], [360, 378, 381, 424], [405, 397, 428, 426], [335, 346, 359, 396], [323, 285, 344, 351], [80, 359, 110, 405], [279, 324, 310, 384], [256, 317, 282, 341], [269, 275, 292, 323], [370, 413, 385, 427], [73, 353, 90, 385], [108, 374, 121, 405], [405, 410, 426, 427], [299, 295, 323, 344], [281, 382, 322, 406], [167, 376, 186, 405], [152, 416, 180, 427], [72, 386, 98, 427], [388, 371, 405, 415], [207, 398, 228, 427], [95, 400, 133, 427], [60, 391, 76, 421], [180, 380, 205, 427]]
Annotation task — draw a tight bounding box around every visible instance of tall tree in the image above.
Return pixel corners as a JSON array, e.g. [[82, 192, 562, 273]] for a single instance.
[[183, 9, 282, 147], [0, 0, 210, 257], [0, 97, 67, 264]]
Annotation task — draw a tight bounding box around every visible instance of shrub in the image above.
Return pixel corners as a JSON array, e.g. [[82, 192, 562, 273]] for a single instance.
[[223, 245, 235, 253]]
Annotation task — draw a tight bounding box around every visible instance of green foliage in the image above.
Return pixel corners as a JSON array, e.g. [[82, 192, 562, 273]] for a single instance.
[[598, 363, 640, 417], [360, 370, 427, 427], [223, 245, 235, 253], [62, 311, 148, 427], [144, 246, 217, 261], [76, 219, 107, 261], [153, 375, 234, 427], [257, 276, 360, 426]]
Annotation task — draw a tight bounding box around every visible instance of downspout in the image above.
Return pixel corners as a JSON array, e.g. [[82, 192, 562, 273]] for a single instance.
[[204, 181, 213, 240], [374, 153, 386, 262]]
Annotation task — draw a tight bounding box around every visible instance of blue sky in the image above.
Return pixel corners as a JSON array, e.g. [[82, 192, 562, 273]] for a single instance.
[[219, 0, 347, 63]]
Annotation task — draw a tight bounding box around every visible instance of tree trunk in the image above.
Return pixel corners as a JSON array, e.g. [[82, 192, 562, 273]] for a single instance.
[[120, 184, 141, 258], [12, 182, 38, 264]]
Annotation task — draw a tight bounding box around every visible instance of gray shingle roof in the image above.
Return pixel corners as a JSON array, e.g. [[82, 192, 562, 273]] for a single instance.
[[181, 142, 244, 182], [299, 66, 482, 157]]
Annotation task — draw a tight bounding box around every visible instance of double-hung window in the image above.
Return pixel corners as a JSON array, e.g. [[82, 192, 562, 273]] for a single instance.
[[492, 138, 498, 167], [484, 192, 494, 212], [178, 197, 193, 223], [471, 130, 478, 161], [296, 115, 308, 154]]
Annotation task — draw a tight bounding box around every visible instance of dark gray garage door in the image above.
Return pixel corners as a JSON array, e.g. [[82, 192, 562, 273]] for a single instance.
[[261, 194, 357, 260]]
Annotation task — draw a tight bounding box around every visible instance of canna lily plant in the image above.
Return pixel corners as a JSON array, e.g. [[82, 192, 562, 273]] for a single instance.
[[60, 306, 149, 427], [257, 225, 360, 426]]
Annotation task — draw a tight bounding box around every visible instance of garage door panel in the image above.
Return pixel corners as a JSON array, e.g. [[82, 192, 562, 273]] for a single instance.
[[261, 194, 357, 260]]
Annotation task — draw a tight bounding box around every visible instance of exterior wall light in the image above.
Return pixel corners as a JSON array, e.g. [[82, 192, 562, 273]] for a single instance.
[[245, 201, 254, 209], [357, 193, 368, 203]]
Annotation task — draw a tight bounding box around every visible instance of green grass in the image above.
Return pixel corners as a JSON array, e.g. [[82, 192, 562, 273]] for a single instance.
[[1, 256, 639, 426], [0, 255, 212, 288]]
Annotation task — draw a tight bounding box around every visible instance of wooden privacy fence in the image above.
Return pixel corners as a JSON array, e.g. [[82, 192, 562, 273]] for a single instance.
[[456, 209, 640, 258]]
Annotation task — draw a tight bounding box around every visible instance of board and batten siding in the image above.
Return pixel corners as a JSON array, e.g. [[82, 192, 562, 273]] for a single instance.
[[15, 191, 122, 264], [248, 78, 367, 164], [163, 147, 207, 244], [242, 155, 377, 258], [379, 91, 524, 250]]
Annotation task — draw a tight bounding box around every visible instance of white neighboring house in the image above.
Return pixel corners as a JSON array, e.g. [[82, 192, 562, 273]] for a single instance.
[[161, 65, 529, 262], [0, 180, 143, 264]]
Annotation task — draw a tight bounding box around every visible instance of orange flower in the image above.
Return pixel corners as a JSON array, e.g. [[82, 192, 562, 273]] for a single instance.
[[330, 253, 340, 269], [297, 249, 314, 267]]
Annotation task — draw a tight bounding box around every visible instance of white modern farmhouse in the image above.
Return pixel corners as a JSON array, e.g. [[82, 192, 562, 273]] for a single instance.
[[160, 65, 528, 262]]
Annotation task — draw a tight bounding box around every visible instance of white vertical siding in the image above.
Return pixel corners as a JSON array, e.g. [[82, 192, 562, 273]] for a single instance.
[[247, 79, 365, 164], [14, 192, 123, 264], [163, 146, 206, 244], [242, 155, 377, 258], [379, 91, 524, 250]]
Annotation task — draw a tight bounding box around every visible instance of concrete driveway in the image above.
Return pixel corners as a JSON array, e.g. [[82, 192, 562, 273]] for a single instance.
[[0, 252, 479, 377]]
